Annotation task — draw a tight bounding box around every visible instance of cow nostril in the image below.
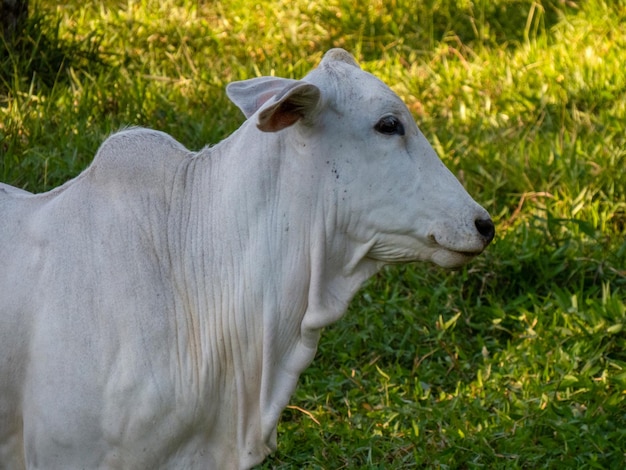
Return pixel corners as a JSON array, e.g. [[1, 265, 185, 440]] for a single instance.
[[475, 218, 495, 244]]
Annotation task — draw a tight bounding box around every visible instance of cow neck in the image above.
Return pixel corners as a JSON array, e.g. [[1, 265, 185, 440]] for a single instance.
[[168, 121, 385, 466]]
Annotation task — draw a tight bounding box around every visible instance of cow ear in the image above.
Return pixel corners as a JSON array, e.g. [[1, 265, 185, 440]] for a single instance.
[[256, 82, 321, 132], [226, 77, 300, 119], [227, 77, 321, 132]]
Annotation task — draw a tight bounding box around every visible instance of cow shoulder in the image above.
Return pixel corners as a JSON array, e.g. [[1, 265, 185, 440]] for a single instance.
[[87, 127, 191, 192]]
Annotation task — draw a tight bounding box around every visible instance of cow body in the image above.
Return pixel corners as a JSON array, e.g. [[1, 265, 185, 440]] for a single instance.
[[0, 49, 493, 469]]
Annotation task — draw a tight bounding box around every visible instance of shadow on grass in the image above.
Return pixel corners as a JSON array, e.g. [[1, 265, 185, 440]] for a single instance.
[[0, 9, 108, 96]]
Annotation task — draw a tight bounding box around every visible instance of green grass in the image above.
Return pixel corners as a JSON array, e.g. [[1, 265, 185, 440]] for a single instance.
[[2, 0, 625, 468]]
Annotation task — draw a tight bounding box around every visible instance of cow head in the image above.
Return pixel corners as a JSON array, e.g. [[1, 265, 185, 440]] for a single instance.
[[227, 49, 494, 269]]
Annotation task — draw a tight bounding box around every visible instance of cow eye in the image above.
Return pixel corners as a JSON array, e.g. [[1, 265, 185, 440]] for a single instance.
[[374, 115, 405, 136]]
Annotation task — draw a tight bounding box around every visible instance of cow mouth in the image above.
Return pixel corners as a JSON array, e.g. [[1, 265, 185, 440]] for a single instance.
[[365, 234, 484, 267], [428, 234, 485, 260], [450, 248, 483, 258], [430, 246, 484, 269]]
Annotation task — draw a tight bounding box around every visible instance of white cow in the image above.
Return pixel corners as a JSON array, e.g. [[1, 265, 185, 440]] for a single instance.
[[0, 49, 494, 469]]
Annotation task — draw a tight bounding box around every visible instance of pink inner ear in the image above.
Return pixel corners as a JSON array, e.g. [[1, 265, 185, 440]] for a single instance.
[[258, 102, 302, 132], [256, 91, 279, 110], [267, 111, 300, 132], [257, 83, 320, 132]]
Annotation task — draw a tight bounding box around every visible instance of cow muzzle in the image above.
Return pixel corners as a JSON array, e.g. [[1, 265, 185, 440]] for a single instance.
[[474, 217, 496, 247], [426, 213, 495, 268]]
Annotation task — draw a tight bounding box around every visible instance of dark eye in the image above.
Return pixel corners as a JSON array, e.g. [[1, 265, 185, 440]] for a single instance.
[[374, 115, 405, 136]]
